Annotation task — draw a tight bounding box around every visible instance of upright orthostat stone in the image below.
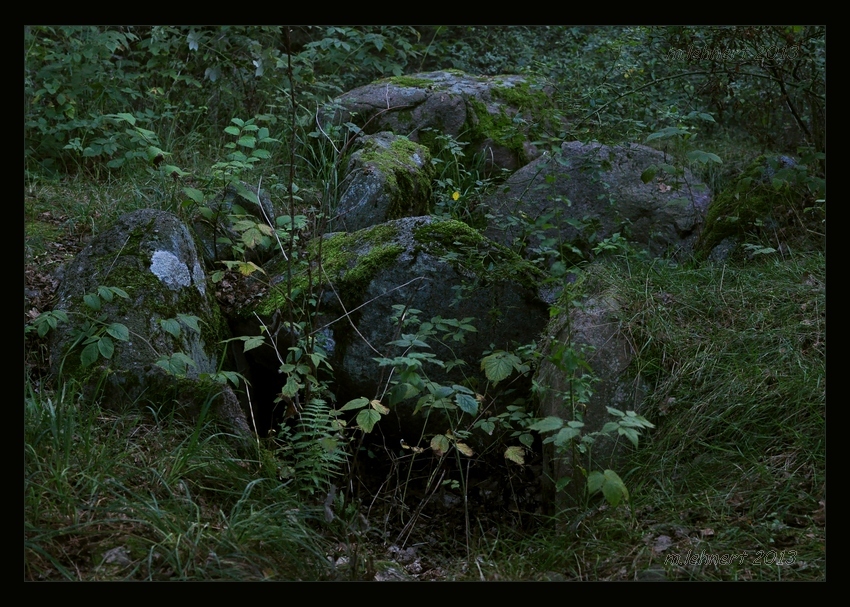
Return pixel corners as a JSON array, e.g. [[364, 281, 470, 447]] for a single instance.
[[50, 209, 251, 438]]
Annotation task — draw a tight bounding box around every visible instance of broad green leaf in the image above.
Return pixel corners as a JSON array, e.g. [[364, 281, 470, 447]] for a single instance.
[[340, 397, 370, 411], [599, 470, 629, 507], [601, 421, 620, 434], [587, 470, 605, 494], [106, 323, 129, 341], [97, 336, 114, 359], [389, 382, 419, 406], [455, 393, 479, 415], [427, 383, 454, 398], [551, 426, 581, 448], [224, 125, 241, 136], [242, 335, 265, 353], [687, 150, 722, 164], [81, 342, 99, 367], [115, 112, 136, 125], [135, 127, 157, 140], [505, 445, 525, 465], [233, 182, 261, 207], [640, 166, 657, 183], [241, 227, 266, 249], [177, 314, 201, 334], [658, 163, 680, 175], [519, 433, 534, 448], [356, 408, 381, 433], [481, 351, 521, 383], [183, 187, 205, 204], [529, 416, 565, 433], [645, 126, 689, 142], [97, 285, 114, 302], [251, 148, 271, 159], [161, 165, 189, 177], [218, 370, 241, 387], [83, 293, 101, 311], [280, 376, 300, 398], [237, 135, 256, 148], [619, 411, 655, 429], [618, 426, 640, 448], [37, 320, 51, 338], [160, 318, 181, 338], [480, 421, 495, 435], [147, 146, 167, 161], [176, 352, 196, 369]]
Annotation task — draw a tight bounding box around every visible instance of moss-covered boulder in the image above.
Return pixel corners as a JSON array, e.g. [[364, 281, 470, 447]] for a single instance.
[[333, 132, 434, 232], [327, 70, 557, 173], [696, 154, 824, 260], [49, 209, 250, 437], [484, 141, 711, 261], [249, 216, 551, 443]]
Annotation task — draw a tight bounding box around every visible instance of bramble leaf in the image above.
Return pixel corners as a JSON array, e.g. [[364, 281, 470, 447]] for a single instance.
[[505, 445, 525, 465], [356, 409, 381, 433], [455, 393, 479, 415], [340, 397, 370, 411]]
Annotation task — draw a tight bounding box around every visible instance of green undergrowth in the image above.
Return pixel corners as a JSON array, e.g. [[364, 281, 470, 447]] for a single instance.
[[434, 250, 825, 581], [24, 384, 336, 580], [254, 223, 403, 317], [25, 25, 825, 581]]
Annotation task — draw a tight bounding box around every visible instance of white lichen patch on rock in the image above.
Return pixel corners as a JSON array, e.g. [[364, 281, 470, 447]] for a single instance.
[[150, 250, 206, 296]]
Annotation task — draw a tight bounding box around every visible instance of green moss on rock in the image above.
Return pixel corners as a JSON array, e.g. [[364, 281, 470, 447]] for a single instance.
[[255, 223, 404, 317], [387, 75, 435, 89], [413, 219, 546, 290], [696, 154, 811, 255], [356, 136, 434, 220]]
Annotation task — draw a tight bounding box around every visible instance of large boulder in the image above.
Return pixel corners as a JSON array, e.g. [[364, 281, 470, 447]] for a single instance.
[[696, 154, 824, 261], [248, 216, 551, 443], [484, 141, 712, 261], [49, 209, 251, 437], [535, 263, 648, 506], [333, 132, 434, 232], [327, 71, 556, 172]]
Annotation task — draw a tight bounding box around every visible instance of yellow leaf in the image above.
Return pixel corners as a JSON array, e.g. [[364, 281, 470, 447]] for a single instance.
[[431, 434, 450, 457], [504, 446, 525, 465], [456, 442, 474, 457], [370, 399, 390, 415], [238, 261, 263, 276], [452, 191, 460, 201]]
